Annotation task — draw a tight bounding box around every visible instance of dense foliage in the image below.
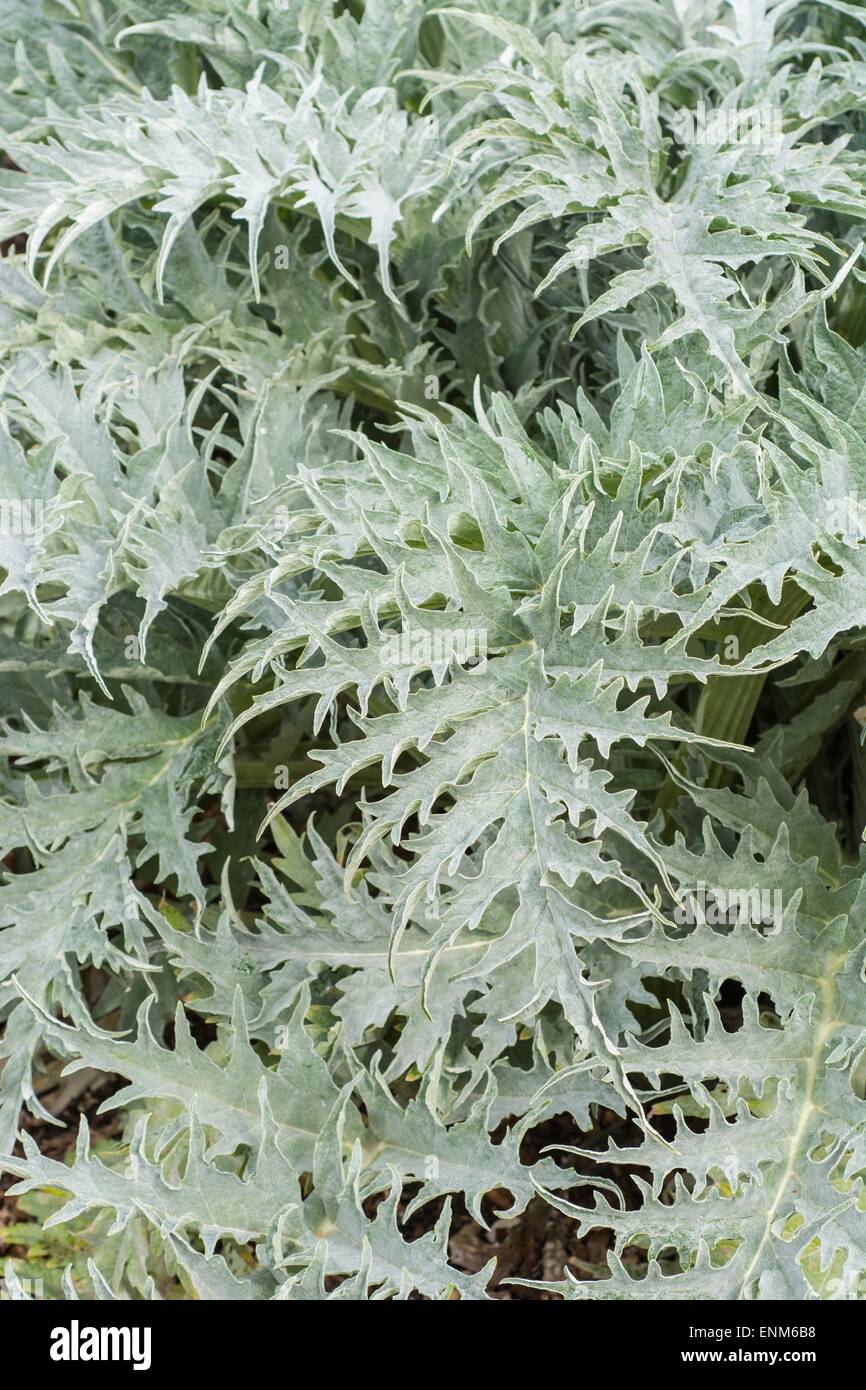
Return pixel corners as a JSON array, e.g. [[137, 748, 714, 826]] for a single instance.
[[1, 0, 866, 1301]]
